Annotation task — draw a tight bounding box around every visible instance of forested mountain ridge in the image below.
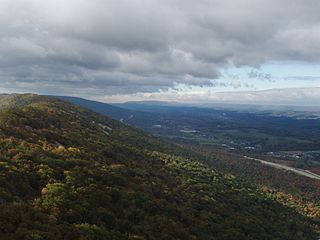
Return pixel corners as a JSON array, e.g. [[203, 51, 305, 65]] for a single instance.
[[0, 94, 317, 239]]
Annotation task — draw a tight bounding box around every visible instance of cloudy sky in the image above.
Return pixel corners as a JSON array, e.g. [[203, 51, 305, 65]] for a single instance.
[[1, 0, 320, 104]]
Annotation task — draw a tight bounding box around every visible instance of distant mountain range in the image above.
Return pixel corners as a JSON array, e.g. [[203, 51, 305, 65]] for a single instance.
[[101, 87, 320, 107], [195, 87, 320, 107]]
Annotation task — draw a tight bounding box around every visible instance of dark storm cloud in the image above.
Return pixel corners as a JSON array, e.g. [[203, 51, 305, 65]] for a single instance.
[[1, 0, 320, 95]]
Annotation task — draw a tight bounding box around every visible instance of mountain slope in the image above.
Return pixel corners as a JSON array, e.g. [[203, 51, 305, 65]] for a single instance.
[[0, 94, 317, 239]]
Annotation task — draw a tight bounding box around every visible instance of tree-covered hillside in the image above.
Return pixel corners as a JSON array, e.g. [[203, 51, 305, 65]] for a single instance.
[[0, 94, 317, 239]]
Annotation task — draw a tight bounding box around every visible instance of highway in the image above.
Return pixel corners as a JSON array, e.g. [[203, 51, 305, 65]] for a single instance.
[[243, 156, 320, 180]]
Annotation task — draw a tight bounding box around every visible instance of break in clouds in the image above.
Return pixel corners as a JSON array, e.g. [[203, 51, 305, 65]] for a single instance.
[[1, 0, 320, 95]]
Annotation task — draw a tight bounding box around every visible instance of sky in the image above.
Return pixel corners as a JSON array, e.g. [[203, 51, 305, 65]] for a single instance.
[[1, 0, 320, 104]]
